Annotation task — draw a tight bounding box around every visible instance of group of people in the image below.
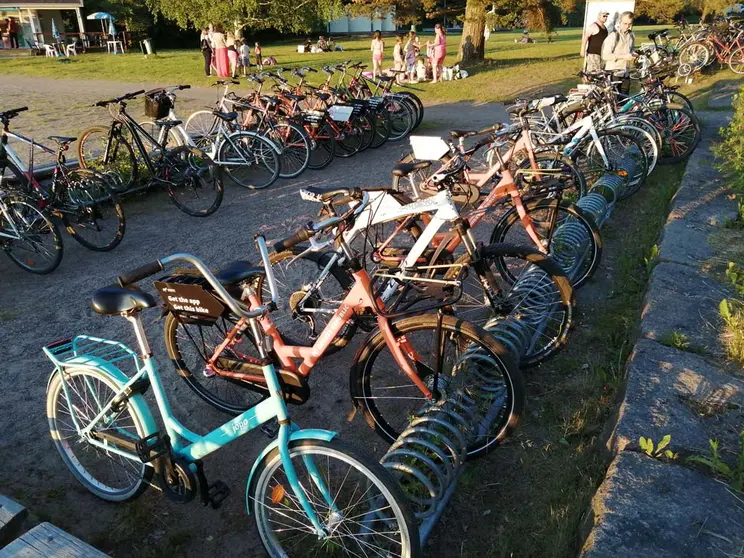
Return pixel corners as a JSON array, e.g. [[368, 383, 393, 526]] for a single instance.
[[302, 36, 336, 53], [1, 18, 20, 49], [199, 25, 271, 78], [581, 10, 637, 92], [372, 24, 448, 84]]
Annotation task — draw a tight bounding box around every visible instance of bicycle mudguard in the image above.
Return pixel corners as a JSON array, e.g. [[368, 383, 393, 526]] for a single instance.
[[46, 355, 158, 437], [244, 428, 337, 514]]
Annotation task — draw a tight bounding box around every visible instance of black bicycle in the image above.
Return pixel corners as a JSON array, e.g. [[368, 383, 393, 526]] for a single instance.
[[77, 89, 224, 217]]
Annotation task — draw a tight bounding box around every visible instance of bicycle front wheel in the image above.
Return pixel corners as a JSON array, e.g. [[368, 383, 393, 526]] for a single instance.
[[1, 199, 63, 274], [267, 122, 310, 179], [61, 169, 126, 251], [218, 132, 280, 189], [47, 367, 153, 502], [249, 438, 421, 558], [350, 313, 524, 459], [77, 126, 138, 193], [729, 46, 744, 75], [307, 122, 336, 170], [184, 110, 219, 152], [164, 146, 224, 217]]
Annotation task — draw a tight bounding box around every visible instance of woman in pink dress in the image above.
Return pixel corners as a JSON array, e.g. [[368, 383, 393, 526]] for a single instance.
[[211, 24, 230, 78], [428, 23, 447, 83]]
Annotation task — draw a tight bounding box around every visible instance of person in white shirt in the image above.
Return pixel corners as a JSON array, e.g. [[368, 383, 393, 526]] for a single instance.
[[602, 11, 637, 93]]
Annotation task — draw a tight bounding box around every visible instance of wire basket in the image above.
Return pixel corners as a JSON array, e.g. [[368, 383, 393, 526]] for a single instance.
[[144, 92, 173, 119]]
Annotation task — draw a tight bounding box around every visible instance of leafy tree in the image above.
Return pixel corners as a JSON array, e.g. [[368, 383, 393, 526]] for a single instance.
[[636, 0, 686, 22], [85, 0, 153, 33]]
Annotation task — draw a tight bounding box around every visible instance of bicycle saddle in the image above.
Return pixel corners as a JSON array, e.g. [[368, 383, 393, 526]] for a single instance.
[[154, 119, 182, 127], [48, 135, 77, 145], [284, 93, 306, 101], [449, 129, 478, 139], [212, 110, 238, 122], [315, 92, 332, 101], [392, 161, 431, 177], [377, 75, 394, 82], [215, 260, 265, 286], [91, 286, 158, 316]]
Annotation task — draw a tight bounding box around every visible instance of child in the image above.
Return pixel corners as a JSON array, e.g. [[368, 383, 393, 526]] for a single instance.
[[240, 40, 251, 76], [416, 57, 427, 82], [254, 42, 263, 70], [393, 35, 404, 83], [404, 31, 419, 83], [370, 30, 384, 79]]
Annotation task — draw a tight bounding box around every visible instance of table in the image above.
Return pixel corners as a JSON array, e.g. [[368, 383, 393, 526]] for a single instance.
[[107, 40, 124, 54]]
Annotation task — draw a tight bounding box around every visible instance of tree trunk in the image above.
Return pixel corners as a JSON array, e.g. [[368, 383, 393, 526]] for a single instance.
[[457, 0, 489, 65]]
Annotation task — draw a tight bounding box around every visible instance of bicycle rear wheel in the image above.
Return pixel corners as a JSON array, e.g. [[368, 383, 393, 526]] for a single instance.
[[184, 110, 219, 152], [60, 169, 126, 251], [307, 122, 336, 170], [163, 146, 224, 216], [350, 313, 524, 459], [47, 367, 153, 502], [218, 132, 280, 189], [250, 438, 421, 557], [651, 105, 701, 165], [267, 121, 311, 179], [77, 126, 138, 193], [1, 198, 63, 274], [370, 105, 392, 148], [385, 97, 415, 141], [397, 91, 424, 130], [729, 46, 744, 74], [334, 121, 364, 158]]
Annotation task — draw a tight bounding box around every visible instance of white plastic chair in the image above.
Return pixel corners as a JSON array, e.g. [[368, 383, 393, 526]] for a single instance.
[[44, 44, 58, 57], [65, 43, 77, 56]]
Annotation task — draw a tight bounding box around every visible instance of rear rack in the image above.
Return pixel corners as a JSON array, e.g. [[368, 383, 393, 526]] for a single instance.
[[43, 335, 142, 375]]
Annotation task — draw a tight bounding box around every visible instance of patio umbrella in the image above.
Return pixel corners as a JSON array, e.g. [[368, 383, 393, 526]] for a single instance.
[[86, 11, 115, 36], [51, 18, 59, 40], [108, 19, 117, 37]]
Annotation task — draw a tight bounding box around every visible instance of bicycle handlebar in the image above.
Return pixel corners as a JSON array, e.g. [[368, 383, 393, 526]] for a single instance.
[[94, 90, 145, 107], [0, 106, 28, 121], [273, 223, 316, 253], [117, 261, 164, 287]]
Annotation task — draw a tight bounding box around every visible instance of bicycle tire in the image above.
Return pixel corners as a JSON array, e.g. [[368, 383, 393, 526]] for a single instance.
[[77, 126, 138, 194], [249, 438, 421, 557], [163, 312, 267, 415], [1, 198, 63, 274], [513, 151, 587, 200], [662, 90, 695, 112], [47, 367, 153, 502], [349, 313, 524, 459], [334, 120, 363, 158], [490, 198, 603, 289], [183, 110, 219, 152], [397, 91, 424, 130], [357, 113, 375, 151], [385, 97, 415, 142], [607, 123, 659, 175], [267, 121, 311, 179], [729, 46, 744, 74], [307, 122, 336, 170], [60, 169, 126, 252], [217, 131, 280, 189], [651, 104, 701, 165], [164, 146, 224, 216], [369, 105, 392, 148]]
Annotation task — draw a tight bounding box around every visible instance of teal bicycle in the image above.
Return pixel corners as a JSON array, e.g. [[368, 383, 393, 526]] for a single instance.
[[43, 237, 419, 557]]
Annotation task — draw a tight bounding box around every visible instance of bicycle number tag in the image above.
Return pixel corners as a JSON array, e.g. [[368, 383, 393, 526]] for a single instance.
[[410, 136, 449, 161], [154, 280, 225, 322], [328, 105, 354, 122]]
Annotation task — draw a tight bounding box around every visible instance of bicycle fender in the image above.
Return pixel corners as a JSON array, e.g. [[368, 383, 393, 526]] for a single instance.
[[245, 428, 337, 514], [46, 356, 158, 437]]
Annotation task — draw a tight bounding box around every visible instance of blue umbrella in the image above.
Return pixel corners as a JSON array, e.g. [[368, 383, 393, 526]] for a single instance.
[[51, 18, 59, 39], [108, 19, 117, 37], [86, 12, 115, 20]]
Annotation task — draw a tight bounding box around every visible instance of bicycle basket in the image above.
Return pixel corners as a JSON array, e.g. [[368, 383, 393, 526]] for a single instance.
[[154, 272, 227, 324], [302, 110, 326, 127], [145, 91, 173, 119]]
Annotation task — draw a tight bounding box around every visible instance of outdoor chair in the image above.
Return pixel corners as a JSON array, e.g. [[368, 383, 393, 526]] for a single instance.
[[25, 39, 43, 55], [44, 44, 59, 57], [65, 43, 77, 56]]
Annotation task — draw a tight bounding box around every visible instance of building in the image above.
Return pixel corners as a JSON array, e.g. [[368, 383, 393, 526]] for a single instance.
[[327, 9, 396, 34], [0, 0, 85, 47]]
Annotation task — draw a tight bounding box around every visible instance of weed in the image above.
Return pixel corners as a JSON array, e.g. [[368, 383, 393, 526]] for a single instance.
[[726, 262, 744, 295], [724, 197, 744, 230], [644, 244, 660, 274], [639, 434, 678, 459], [658, 331, 690, 350], [714, 89, 744, 192], [719, 299, 744, 365], [688, 433, 744, 491]]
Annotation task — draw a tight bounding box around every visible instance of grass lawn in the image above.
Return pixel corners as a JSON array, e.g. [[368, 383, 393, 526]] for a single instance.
[[0, 25, 691, 105]]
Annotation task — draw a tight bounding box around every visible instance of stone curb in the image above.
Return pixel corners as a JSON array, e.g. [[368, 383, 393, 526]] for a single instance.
[[581, 102, 744, 556]]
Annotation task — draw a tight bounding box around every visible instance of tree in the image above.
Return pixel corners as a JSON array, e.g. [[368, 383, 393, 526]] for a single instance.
[[458, 0, 489, 64], [636, 0, 686, 22], [146, 0, 342, 32]]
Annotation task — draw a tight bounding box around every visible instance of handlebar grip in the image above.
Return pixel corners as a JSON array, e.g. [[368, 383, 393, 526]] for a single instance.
[[179, 84, 191, 90], [10, 106, 28, 114], [117, 260, 164, 287], [273, 225, 314, 253]]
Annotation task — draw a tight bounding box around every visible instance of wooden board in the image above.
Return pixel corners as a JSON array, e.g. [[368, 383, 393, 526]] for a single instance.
[[0, 495, 27, 547], [0, 522, 108, 557]]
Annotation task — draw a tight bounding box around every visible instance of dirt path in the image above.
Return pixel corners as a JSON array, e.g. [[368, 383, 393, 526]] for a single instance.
[[0, 76, 511, 557]]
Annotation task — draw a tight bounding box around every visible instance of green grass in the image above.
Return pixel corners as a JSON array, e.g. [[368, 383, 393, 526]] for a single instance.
[[0, 26, 677, 105]]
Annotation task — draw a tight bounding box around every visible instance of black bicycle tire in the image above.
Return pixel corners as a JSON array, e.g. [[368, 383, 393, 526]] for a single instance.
[[307, 122, 337, 170], [217, 132, 280, 190], [2, 199, 64, 274], [165, 146, 225, 216], [77, 126, 138, 194]]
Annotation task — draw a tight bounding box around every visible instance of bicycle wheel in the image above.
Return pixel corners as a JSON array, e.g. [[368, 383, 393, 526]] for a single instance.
[[218, 132, 280, 189], [661, 90, 695, 112], [267, 121, 311, 179], [443, 243, 574, 368], [370, 105, 392, 148], [608, 123, 659, 175], [47, 367, 153, 502], [350, 313, 524, 459], [397, 91, 424, 130], [184, 110, 219, 152], [572, 129, 648, 201], [307, 122, 336, 170], [163, 146, 224, 217], [729, 46, 744, 74], [385, 97, 415, 142], [249, 438, 421, 557], [60, 169, 126, 252], [490, 199, 603, 289], [163, 312, 266, 415], [259, 247, 357, 352], [334, 121, 364, 158], [77, 126, 138, 194], [513, 151, 587, 200], [650, 105, 701, 165], [357, 113, 375, 152], [1, 198, 63, 274], [679, 41, 710, 72]]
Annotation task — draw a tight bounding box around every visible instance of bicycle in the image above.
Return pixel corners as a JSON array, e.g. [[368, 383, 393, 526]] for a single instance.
[[163, 189, 526, 458], [77, 89, 225, 216], [43, 238, 421, 557], [1, 107, 125, 252]]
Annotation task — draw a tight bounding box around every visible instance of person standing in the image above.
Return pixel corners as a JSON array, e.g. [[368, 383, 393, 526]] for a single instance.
[[211, 24, 229, 78], [371, 30, 384, 79], [7, 18, 18, 49], [404, 31, 420, 83], [581, 10, 609, 74], [226, 32, 238, 78], [393, 35, 404, 83], [602, 11, 637, 94], [200, 28, 212, 77], [254, 42, 262, 70], [427, 23, 446, 84]]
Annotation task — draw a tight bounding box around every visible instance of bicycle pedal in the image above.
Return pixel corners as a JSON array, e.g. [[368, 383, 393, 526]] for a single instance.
[[260, 420, 279, 439], [207, 481, 231, 509], [135, 432, 170, 463]]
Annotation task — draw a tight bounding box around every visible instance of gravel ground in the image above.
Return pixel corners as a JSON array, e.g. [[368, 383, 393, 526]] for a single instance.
[[0, 76, 510, 556]]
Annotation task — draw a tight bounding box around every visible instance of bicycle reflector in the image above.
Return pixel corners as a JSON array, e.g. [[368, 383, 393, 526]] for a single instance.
[[271, 484, 286, 504]]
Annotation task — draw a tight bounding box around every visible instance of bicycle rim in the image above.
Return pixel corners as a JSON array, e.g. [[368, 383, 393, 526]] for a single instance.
[[165, 147, 224, 216], [269, 122, 310, 179], [307, 123, 336, 170], [78, 127, 137, 193], [2, 199, 63, 274], [220, 133, 280, 189]]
